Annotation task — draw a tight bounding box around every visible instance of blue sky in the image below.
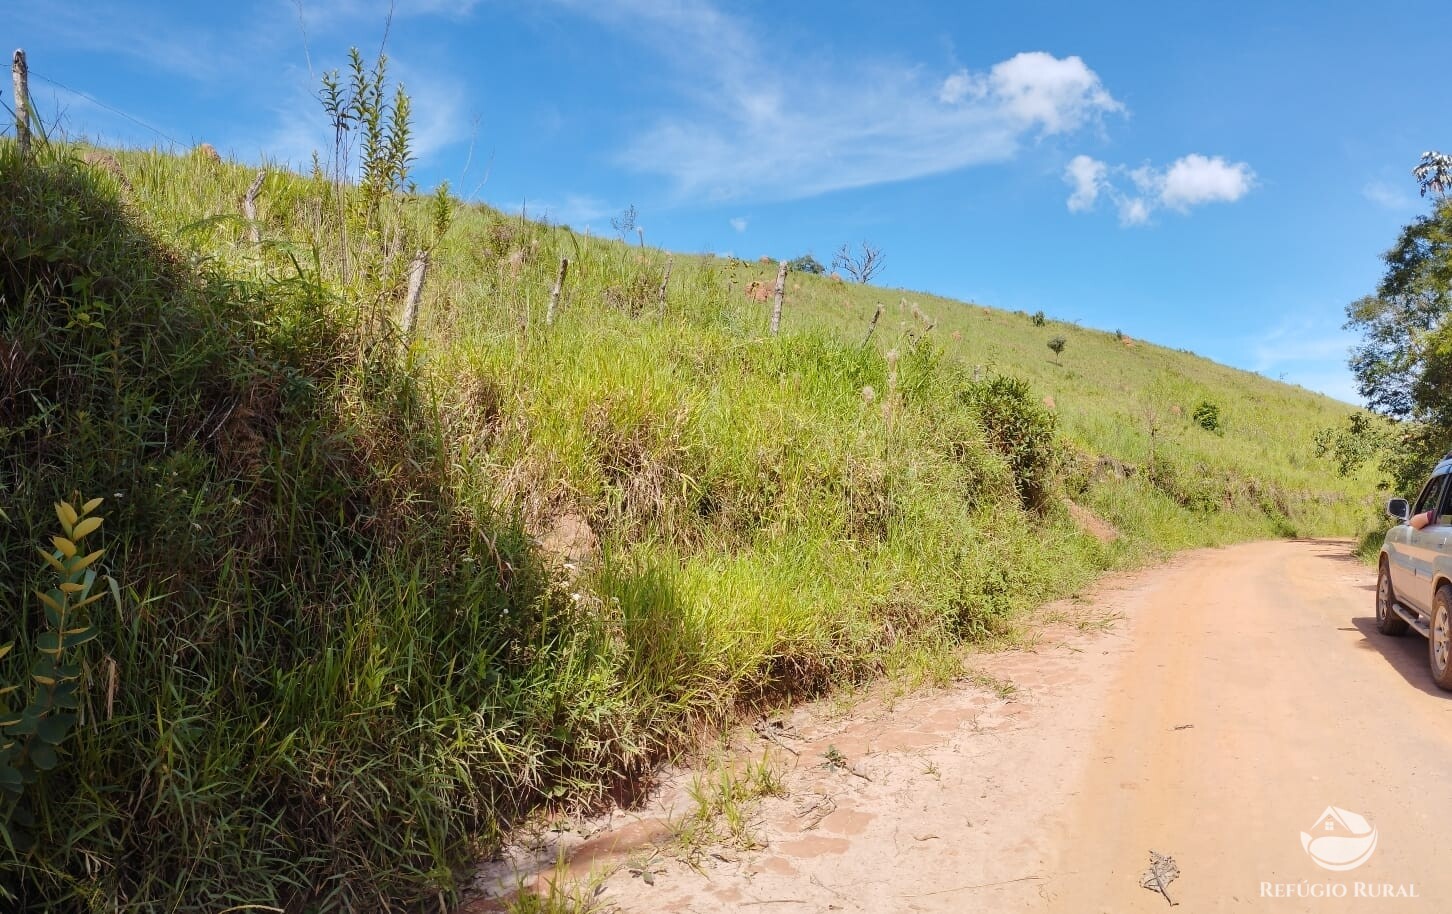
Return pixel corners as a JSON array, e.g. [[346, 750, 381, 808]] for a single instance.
[[8, 0, 1447, 404]]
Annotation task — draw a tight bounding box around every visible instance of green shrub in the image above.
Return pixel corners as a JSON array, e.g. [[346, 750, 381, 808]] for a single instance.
[[1, 496, 107, 852], [960, 375, 1059, 510], [787, 254, 825, 274], [1193, 400, 1222, 433], [1031, 310, 1047, 326]]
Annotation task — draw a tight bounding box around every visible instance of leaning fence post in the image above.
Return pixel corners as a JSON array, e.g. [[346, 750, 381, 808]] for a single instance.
[[546, 256, 569, 326], [769, 259, 788, 336], [242, 170, 266, 244], [657, 254, 673, 313], [862, 303, 883, 347], [400, 251, 429, 337], [12, 49, 30, 157]]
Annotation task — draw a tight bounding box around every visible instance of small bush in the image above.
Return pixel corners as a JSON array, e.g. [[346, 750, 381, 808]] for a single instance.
[[787, 254, 825, 275], [1047, 336, 1067, 359], [1031, 310, 1047, 326], [1147, 454, 1221, 512], [960, 375, 1059, 510], [1193, 400, 1222, 433]]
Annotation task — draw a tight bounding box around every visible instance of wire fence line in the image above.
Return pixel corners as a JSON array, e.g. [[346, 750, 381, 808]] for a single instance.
[[4, 62, 187, 148]]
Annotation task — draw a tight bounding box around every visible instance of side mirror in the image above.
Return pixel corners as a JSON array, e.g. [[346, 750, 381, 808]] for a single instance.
[[1388, 497, 1410, 521]]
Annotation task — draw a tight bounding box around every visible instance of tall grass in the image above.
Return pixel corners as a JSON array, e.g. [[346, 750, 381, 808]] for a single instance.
[[0, 138, 1375, 911]]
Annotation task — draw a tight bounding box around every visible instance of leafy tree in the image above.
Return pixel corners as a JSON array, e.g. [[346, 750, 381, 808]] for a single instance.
[[1314, 413, 1395, 477], [1047, 335, 1067, 361], [788, 254, 825, 274], [1344, 162, 1452, 491], [1415, 151, 1452, 198]]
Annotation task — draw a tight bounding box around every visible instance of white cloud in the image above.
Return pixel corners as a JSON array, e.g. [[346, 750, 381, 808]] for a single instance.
[[1064, 154, 1108, 212], [980, 52, 1123, 134], [1066, 152, 1255, 227], [1158, 154, 1254, 210], [1128, 164, 1159, 195], [544, 1, 1122, 201], [936, 70, 982, 105], [729, 217, 748, 232], [1118, 197, 1151, 226]]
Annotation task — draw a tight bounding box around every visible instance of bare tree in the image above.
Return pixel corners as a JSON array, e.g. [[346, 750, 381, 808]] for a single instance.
[[610, 204, 638, 241], [833, 241, 885, 284]]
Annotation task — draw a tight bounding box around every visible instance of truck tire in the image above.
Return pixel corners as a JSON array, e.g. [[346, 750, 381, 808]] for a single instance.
[[1431, 586, 1452, 692], [1376, 560, 1408, 636]]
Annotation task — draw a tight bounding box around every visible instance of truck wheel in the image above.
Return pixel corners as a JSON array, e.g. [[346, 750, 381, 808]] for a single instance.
[[1376, 560, 1408, 636], [1431, 586, 1452, 692]]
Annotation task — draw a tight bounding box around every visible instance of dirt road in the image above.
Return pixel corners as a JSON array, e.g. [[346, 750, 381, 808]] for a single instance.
[[470, 540, 1452, 912]]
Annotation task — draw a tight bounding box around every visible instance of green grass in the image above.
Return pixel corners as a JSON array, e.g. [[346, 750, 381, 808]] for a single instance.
[[0, 139, 1382, 911]]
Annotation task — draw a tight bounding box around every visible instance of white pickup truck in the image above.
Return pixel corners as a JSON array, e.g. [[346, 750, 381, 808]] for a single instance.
[[1377, 455, 1452, 690]]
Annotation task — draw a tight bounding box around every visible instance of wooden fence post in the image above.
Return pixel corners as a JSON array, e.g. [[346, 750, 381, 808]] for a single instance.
[[242, 170, 266, 244], [400, 251, 429, 336], [862, 303, 883, 347], [769, 259, 787, 336], [12, 49, 30, 157], [546, 256, 569, 326], [658, 255, 673, 312]]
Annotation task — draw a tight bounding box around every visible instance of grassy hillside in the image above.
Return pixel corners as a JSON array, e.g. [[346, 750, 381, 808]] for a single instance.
[[747, 264, 1370, 537], [0, 140, 1375, 912]]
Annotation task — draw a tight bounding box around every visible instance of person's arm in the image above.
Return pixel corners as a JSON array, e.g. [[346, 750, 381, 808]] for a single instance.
[[1410, 510, 1435, 530]]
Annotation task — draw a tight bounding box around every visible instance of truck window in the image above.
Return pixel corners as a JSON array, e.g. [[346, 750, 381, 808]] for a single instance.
[[1414, 473, 1450, 522], [1437, 473, 1452, 526]]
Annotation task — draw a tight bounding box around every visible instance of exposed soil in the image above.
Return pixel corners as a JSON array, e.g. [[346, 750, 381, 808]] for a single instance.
[[467, 540, 1452, 912]]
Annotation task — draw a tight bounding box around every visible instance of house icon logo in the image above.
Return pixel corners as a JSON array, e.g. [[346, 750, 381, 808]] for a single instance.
[[1300, 806, 1378, 871]]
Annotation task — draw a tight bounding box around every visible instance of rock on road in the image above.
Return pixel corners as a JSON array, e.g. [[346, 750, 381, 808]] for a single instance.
[[471, 540, 1452, 913]]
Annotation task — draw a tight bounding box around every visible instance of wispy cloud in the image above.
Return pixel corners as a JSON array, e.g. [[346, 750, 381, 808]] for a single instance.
[[294, 0, 482, 30], [1065, 153, 1255, 226], [1243, 316, 1360, 403], [251, 55, 468, 171], [13, 0, 232, 81], [506, 194, 614, 230], [729, 217, 748, 233], [543, 0, 1122, 201], [1362, 179, 1416, 210]]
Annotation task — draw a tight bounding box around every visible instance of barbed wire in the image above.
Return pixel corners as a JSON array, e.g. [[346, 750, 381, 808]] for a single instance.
[[26, 70, 187, 147]]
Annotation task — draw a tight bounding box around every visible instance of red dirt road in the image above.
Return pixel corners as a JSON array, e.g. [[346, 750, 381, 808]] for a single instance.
[[471, 540, 1452, 912]]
